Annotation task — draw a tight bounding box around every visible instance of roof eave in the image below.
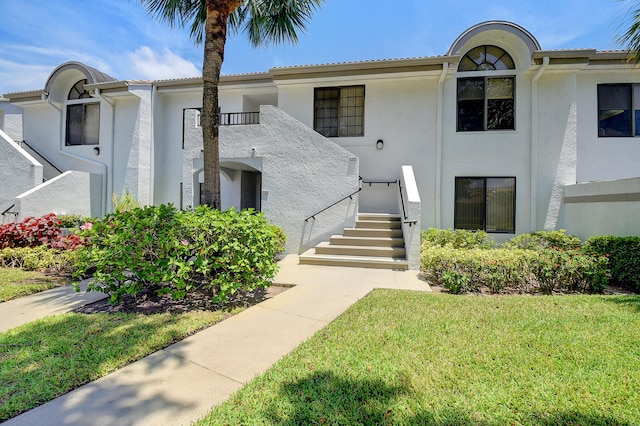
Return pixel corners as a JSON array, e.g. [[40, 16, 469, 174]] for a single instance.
[[270, 56, 458, 80], [3, 89, 45, 104]]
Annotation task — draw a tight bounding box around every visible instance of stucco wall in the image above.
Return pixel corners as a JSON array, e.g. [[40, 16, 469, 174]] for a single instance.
[[575, 70, 640, 183], [535, 72, 578, 231], [219, 105, 360, 254], [399, 165, 421, 270], [0, 129, 43, 214], [14, 170, 100, 219], [563, 177, 640, 239], [153, 90, 201, 206], [277, 74, 438, 221], [0, 99, 23, 142]]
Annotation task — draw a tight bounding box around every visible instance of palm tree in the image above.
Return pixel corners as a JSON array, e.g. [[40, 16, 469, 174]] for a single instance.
[[616, 1, 640, 63], [138, 0, 325, 208]]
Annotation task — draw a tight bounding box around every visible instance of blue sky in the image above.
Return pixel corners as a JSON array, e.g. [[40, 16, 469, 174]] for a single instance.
[[0, 0, 635, 95]]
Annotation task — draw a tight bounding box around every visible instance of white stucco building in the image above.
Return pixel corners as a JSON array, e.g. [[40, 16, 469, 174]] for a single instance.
[[2, 21, 639, 269]]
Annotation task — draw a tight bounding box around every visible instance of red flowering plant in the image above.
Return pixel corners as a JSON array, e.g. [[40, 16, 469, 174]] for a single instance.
[[0, 213, 84, 250]]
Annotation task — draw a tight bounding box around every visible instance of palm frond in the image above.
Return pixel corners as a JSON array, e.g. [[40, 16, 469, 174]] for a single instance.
[[615, 2, 640, 63], [231, 0, 325, 47], [138, 0, 206, 43]]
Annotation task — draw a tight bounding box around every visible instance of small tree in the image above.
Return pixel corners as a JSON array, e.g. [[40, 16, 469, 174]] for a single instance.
[[138, 0, 325, 208]]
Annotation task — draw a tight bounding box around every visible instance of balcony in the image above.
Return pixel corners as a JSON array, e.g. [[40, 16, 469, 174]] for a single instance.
[[219, 112, 260, 126]]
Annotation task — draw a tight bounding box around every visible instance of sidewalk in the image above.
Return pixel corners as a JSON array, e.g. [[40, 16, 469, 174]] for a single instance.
[[4, 255, 430, 426], [0, 280, 107, 333]]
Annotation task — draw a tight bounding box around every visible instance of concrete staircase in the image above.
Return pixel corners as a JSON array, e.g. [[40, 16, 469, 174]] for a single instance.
[[299, 213, 408, 270]]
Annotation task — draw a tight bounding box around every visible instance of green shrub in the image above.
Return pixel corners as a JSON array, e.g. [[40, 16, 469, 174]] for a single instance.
[[0, 246, 77, 273], [271, 225, 287, 255], [179, 206, 280, 302], [441, 270, 471, 294], [505, 229, 581, 251], [584, 235, 640, 291], [73, 205, 280, 304], [421, 228, 495, 249], [57, 215, 93, 229], [421, 246, 608, 294]]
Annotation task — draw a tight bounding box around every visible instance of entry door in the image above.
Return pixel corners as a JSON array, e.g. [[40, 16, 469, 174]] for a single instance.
[[240, 171, 261, 211]]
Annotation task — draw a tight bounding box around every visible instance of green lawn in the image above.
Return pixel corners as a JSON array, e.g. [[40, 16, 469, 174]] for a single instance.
[[0, 268, 65, 302], [198, 290, 640, 425], [0, 309, 241, 421]]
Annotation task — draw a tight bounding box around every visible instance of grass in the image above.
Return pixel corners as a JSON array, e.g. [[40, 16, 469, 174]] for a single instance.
[[0, 308, 241, 421], [0, 268, 66, 302], [198, 290, 640, 425]]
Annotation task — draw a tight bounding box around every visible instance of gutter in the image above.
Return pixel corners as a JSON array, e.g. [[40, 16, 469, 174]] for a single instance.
[[530, 56, 549, 231], [149, 84, 157, 205]]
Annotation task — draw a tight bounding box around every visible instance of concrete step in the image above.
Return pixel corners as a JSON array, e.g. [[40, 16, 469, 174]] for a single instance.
[[299, 249, 409, 270], [355, 220, 401, 229], [314, 241, 406, 258], [358, 213, 401, 222], [329, 235, 405, 247], [343, 228, 404, 238]]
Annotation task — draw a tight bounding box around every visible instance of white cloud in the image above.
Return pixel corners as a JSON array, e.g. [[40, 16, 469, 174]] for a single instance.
[[0, 59, 53, 94], [129, 46, 200, 80]]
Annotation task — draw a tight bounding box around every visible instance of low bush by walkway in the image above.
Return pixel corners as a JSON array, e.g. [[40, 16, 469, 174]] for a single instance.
[[197, 290, 640, 425]]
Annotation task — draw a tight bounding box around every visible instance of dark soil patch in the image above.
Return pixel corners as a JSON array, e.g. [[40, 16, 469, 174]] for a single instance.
[[74, 284, 291, 315]]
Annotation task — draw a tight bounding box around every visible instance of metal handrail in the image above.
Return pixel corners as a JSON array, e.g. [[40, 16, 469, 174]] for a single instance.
[[398, 181, 417, 226], [304, 188, 361, 222], [19, 140, 63, 174], [1, 204, 17, 217], [360, 178, 398, 187]]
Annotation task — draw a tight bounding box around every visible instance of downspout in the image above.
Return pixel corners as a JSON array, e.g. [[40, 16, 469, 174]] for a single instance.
[[435, 62, 448, 228], [530, 56, 549, 232], [94, 87, 115, 215], [149, 84, 157, 205]]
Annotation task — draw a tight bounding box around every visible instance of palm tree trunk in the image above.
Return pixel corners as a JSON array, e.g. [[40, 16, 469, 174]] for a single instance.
[[201, 0, 234, 208]]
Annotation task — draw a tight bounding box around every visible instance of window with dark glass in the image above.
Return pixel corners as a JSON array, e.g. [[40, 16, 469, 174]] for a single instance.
[[454, 177, 516, 233], [314, 85, 364, 137], [65, 79, 100, 146], [457, 45, 515, 132], [597, 84, 640, 137]]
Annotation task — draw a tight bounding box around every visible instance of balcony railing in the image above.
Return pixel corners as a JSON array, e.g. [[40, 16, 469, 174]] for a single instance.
[[219, 112, 260, 126]]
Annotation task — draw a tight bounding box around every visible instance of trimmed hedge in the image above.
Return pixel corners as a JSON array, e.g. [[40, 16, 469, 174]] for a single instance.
[[421, 246, 608, 294], [504, 229, 581, 251], [0, 246, 77, 274], [584, 235, 640, 291], [421, 228, 495, 249], [421, 229, 609, 294]]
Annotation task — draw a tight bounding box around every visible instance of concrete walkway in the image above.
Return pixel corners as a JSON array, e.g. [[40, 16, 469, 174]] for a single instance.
[[3, 255, 430, 426], [0, 280, 107, 333]]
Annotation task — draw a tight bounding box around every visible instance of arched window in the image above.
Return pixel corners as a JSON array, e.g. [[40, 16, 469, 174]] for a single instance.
[[458, 45, 515, 72], [457, 45, 515, 131], [65, 79, 100, 145]]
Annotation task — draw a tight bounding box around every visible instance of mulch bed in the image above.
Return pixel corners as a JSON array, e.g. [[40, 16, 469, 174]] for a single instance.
[[74, 284, 291, 315]]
